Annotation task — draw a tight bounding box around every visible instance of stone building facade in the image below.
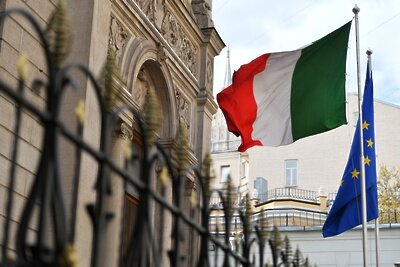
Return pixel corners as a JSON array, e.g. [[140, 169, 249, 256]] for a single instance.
[[0, 0, 224, 266]]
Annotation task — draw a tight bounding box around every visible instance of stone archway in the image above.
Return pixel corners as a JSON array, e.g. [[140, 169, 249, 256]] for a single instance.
[[119, 37, 178, 140], [134, 60, 174, 139]]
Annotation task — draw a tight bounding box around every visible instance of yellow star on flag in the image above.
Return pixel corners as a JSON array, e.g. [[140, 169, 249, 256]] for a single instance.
[[351, 168, 360, 179], [340, 179, 344, 187], [366, 138, 374, 148], [364, 156, 371, 166], [362, 120, 369, 130]]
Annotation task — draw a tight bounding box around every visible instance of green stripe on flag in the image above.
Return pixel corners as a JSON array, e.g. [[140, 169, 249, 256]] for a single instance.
[[291, 21, 351, 141]]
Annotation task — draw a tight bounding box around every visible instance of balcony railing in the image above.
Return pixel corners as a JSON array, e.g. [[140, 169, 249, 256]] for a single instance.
[[210, 139, 241, 152], [209, 207, 400, 231], [328, 192, 337, 202], [258, 187, 319, 203], [209, 208, 328, 232]]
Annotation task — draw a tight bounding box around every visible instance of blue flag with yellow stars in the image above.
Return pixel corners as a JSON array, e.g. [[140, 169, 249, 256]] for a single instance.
[[322, 64, 378, 237]]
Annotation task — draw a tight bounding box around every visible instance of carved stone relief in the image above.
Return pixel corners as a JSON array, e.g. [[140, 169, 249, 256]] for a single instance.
[[133, 1, 198, 76], [109, 16, 129, 63], [206, 57, 213, 89], [191, 0, 213, 28], [134, 68, 152, 108], [114, 121, 134, 140], [156, 42, 167, 62], [134, 0, 165, 28], [175, 89, 191, 132], [161, 8, 197, 76]]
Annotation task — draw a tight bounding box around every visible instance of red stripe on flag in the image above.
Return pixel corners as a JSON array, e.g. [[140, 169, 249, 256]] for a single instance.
[[217, 54, 270, 152]]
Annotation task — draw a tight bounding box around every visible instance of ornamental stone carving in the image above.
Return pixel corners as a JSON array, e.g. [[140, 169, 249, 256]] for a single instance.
[[175, 89, 191, 130], [134, 0, 165, 28], [114, 121, 134, 140], [109, 16, 129, 63], [161, 8, 197, 76], [134, 1, 198, 76], [156, 42, 167, 62], [206, 57, 213, 89], [191, 0, 213, 28], [134, 68, 152, 108]]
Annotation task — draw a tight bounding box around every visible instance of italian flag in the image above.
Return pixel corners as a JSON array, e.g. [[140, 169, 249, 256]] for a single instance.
[[217, 21, 352, 152]]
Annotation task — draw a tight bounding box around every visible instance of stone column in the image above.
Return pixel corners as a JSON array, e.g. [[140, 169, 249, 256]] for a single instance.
[[66, 1, 112, 265], [93, 122, 133, 267], [154, 165, 173, 267], [100, 121, 133, 267], [194, 25, 224, 161], [181, 180, 199, 267]]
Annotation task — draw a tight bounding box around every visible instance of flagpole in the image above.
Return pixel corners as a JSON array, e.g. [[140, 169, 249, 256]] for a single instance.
[[367, 49, 381, 267], [375, 218, 381, 266], [353, 5, 369, 267]]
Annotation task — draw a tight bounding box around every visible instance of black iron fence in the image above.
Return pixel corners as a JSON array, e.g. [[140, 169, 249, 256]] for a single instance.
[[0, 5, 303, 267]]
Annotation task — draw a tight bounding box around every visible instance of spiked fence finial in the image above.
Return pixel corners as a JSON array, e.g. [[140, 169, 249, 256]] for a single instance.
[[202, 153, 212, 196], [103, 50, 122, 111], [172, 120, 189, 175], [47, 0, 71, 68], [244, 193, 252, 233], [258, 209, 269, 245], [17, 53, 29, 80], [225, 175, 235, 219], [142, 86, 161, 144]]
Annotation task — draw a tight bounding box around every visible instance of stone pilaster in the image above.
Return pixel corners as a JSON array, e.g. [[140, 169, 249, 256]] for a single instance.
[[100, 121, 133, 267]]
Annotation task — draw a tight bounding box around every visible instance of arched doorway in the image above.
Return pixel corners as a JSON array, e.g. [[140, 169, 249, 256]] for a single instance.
[[118, 40, 178, 265]]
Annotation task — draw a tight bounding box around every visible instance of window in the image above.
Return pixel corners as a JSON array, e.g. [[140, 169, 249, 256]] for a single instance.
[[220, 165, 230, 183], [241, 160, 249, 179], [254, 177, 268, 202], [285, 160, 298, 187]]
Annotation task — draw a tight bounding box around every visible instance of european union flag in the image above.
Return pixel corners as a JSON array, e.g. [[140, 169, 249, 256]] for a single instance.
[[322, 64, 378, 237]]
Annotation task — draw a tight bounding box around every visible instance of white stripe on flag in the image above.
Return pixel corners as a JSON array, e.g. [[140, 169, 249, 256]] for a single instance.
[[252, 50, 302, 146]]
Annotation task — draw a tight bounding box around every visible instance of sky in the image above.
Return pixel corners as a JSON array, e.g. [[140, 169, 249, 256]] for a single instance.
[[211, 0, 400, 106]]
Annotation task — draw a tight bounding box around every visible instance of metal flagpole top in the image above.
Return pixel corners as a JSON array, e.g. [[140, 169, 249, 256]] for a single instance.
[[367, 49, 373, 76], [353, 4, 360, 15]]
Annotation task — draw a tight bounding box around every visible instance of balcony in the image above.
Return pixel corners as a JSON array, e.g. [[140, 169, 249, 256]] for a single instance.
[[210, 139, 242, 152], [258, 187, 319, 203]]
